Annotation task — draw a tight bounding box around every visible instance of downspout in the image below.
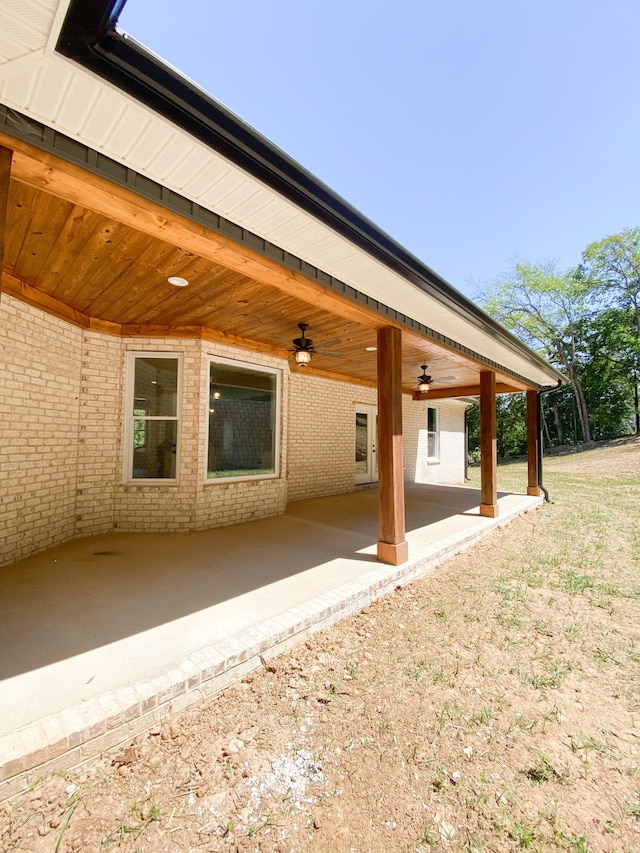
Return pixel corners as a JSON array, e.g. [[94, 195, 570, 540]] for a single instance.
[[464, 401, 478, 481], [537, 380, 563, 503]]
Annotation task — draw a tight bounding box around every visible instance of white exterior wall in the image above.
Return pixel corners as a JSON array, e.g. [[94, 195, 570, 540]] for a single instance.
[[1, 296, 467, 567], [403, 398, 467, 485]]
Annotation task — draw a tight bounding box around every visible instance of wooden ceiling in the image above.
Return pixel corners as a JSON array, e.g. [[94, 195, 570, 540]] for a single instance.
[[0, 136, 530, 397]]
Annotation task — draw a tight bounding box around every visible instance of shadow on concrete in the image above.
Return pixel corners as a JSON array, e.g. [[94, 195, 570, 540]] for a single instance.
[[0, 483, 499, 681]]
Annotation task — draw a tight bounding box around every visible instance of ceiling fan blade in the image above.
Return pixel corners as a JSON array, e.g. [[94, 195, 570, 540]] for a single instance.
[[314, 337, 342, 349], [313, 349, 344, 358]]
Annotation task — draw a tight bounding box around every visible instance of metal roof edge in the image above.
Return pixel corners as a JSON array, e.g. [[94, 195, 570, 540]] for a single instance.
[[54, 0, 564, 387]]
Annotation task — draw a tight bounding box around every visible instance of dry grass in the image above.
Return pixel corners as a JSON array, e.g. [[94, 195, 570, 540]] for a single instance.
[[2, 438, 639, 852]]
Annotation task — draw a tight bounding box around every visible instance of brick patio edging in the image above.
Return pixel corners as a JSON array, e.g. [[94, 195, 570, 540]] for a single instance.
[[0, 497, 542, 800]]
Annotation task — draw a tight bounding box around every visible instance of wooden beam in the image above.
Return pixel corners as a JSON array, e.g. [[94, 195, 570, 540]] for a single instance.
[[3, 137, 390, 331], [412, 382, 524, 401], [291, 363, 378, 389], [2, 272, 121, 333], [526, 389, 540, 496], [376, 326, 408, 565], [0, 146, 12, 300], [479, 370, 498, 517]]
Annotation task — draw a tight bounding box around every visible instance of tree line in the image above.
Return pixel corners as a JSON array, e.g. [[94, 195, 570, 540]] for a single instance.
[[467, 227, 640, 458]]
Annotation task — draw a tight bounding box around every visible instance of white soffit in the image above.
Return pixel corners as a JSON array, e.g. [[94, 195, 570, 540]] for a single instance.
[[0, 0, 558, 387]]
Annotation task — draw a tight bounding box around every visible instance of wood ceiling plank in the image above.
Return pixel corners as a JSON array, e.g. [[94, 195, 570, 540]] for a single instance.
[[63, 222, 150, 308], [1, 271, 120, 333], [152, 267, 254, 325], [10, 190, 72, 287], [94, 234, 190, 323], [89, 239, 189, 320], [5, 140, 390, 329], [49, 218, 132, 302], [36, 203, 112, 297], [4, 181, 37, 282]]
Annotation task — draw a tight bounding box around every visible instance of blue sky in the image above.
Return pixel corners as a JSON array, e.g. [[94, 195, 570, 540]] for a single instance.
[[118, 0, 639, 298]]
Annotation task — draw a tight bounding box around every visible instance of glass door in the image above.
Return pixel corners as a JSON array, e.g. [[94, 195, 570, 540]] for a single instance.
[[355, 405, 378, 484]]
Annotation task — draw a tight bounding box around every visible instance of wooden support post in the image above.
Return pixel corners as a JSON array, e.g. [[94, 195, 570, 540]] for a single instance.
[[376, 326, 408, 565], [0, 146, 12, 300], [479, 370, 498, 517], [526, 389, 540, 496]]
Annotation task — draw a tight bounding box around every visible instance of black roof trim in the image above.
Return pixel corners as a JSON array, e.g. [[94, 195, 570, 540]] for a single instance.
[[55, 0, 562, 384]]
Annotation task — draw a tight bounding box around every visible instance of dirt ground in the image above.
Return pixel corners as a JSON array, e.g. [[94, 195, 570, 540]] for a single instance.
[[2, 439, 639, 852]]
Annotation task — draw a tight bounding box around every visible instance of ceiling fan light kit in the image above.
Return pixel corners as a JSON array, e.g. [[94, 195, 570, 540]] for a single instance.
[[417, 365, 432, 393], [292, 322, 314, 367]]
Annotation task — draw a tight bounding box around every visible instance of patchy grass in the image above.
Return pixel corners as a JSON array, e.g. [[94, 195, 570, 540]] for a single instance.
[[1, 438, 639, 852]]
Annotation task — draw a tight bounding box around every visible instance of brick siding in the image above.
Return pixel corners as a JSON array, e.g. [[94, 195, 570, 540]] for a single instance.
[[1, 296, 467, 566], [0, 297, 82, 565]]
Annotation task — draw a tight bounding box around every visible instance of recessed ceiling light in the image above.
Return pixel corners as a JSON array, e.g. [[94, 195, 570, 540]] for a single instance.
[[168, 276, 189, 287], [365, 346, 377, 352]]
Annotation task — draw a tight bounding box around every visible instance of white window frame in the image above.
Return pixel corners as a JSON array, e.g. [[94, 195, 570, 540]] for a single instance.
[[124, 351, 183, 483], [205, 354, 281, 484], [427, 405, 440, 462]]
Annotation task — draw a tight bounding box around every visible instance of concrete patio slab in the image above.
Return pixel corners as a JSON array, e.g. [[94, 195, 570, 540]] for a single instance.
[[0, 483, 543, 799]]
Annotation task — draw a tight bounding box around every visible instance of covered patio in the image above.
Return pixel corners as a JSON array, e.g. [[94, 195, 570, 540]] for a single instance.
[[0, 482, 542, 798]]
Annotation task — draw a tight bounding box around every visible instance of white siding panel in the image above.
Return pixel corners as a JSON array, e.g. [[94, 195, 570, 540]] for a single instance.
[[3, 0, 55, 37], [126, 121, 178, 169], [0, 61, 40, 108], [106, 105, 153, 159], [163, 146, 214, 190], [28, 61, 72, 119], [181, 159, 239, 198], [0, 3, 51, 61], [0, 38, 29, 65], [243, 204, 301, 237], [81, 89, 128, 146], [56, 76, 103, 134], [197, 169, 262, 213], [221, 187, 282, 225]]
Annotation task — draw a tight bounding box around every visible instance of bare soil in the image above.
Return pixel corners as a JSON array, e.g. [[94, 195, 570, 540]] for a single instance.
[[2, 439, 639, 852]]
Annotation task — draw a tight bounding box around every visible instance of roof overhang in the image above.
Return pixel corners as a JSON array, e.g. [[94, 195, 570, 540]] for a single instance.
[[0, 0, 565, 390]]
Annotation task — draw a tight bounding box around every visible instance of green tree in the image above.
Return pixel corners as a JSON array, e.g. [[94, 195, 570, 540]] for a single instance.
[[467, 395, 528, 462], [578, 307, 639, 437], [582, 228, 640, 433], [482, 261, 594, 444]]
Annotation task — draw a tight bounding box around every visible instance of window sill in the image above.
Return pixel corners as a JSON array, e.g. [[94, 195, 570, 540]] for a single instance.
[[204, 472, 281, 485], [124, 479, 179, 487]]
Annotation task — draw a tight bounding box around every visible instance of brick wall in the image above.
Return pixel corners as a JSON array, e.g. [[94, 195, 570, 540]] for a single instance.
[[1, 296, 468, 566], [287, 373, 377, 502], [75, 331, 122, 537], [0, 296, 83, 565]]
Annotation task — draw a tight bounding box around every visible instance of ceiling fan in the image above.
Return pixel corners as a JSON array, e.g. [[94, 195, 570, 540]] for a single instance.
[[415, 365, 457, 393], [289, 323, 343, 366]]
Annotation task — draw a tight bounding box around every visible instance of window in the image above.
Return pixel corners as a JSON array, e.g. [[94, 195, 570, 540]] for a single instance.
[[206, 357, 280, 481], [427, 406, 439, 460], [126, 353, 181, 481]]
